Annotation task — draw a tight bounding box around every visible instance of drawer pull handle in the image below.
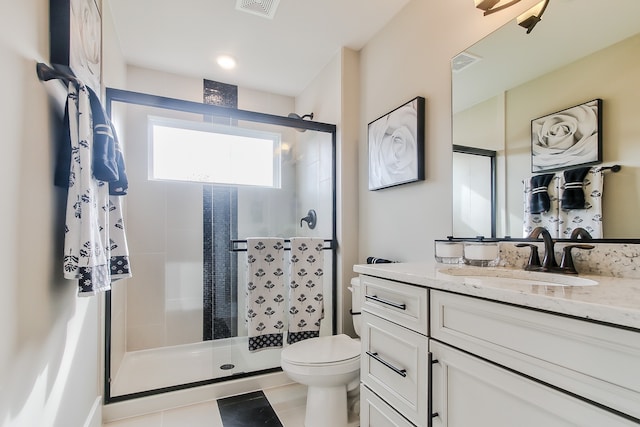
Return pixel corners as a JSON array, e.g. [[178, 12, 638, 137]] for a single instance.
[[365, 294, 407, 310], [366, 351, 407, 377]]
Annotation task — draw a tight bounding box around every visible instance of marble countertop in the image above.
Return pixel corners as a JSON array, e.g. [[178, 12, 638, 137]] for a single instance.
[[354, 261, 640, 331]]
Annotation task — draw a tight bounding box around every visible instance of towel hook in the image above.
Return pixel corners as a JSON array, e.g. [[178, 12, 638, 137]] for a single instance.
[[300, 209, 317, 229]]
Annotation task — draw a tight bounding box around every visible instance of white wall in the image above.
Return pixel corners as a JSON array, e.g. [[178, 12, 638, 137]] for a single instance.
[[357, 0, 541, 263], [0, 0, 102, 425]]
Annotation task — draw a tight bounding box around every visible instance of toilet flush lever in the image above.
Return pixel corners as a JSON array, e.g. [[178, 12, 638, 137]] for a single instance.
[[300, 209, 317, 229]]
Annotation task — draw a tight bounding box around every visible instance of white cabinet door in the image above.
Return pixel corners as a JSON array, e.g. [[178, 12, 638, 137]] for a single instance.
[[430, 341, 638, 427], [430, 290, 640, 419]]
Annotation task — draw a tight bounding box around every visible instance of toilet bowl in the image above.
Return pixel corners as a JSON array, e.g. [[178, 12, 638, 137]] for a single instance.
[[280, 278, 362, 427]]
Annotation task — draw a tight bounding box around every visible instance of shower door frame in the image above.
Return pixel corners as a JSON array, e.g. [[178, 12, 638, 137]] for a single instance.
[[103, 87, 337, 404]]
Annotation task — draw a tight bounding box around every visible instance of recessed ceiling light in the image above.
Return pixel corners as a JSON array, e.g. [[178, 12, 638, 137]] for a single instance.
[[216, 55, 237, 70]]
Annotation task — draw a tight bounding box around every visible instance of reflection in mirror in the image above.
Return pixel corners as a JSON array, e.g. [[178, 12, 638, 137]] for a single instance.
[[452, 0, 640, 239], [452, 145, 496, 238]]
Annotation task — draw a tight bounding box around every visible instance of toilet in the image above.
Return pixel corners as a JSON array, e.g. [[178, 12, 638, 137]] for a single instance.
[[280, 278, 362, 427]]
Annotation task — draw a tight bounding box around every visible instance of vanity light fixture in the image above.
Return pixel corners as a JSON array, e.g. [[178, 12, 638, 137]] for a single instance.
[[474, 0, 521, 16], [517, 0, 549, 34]]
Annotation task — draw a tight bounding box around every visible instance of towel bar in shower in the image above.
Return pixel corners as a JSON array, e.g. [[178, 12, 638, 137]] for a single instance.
[[229, 239, 334, 252]]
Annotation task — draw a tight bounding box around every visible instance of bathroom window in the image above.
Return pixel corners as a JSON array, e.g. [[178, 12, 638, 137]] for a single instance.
[[148, 116, 282, 188]]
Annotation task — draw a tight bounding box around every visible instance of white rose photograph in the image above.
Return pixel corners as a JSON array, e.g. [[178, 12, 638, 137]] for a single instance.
[[368, 96, 425, 190], [531, 99, 602, 173]]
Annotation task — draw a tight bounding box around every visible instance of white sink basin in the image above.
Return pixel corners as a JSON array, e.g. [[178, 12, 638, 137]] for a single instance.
[[436, 267, 598, 287]]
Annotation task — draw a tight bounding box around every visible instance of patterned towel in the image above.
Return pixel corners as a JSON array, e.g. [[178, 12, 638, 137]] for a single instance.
[[62, 82, 131, 296], [559, 167, 603, 238], [287, 237, 325, 344], [246, 238, 286, 352]]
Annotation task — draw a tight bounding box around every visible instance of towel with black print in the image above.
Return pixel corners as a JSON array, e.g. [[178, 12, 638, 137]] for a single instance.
[[287, 237, 325, 344]]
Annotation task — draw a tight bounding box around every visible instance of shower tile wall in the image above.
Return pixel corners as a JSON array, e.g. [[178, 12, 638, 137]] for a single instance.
[[203, 79, 239, 341], [295, 129, 334, 337], [123, 103, 205, 352], [125, 181, 204, 350]]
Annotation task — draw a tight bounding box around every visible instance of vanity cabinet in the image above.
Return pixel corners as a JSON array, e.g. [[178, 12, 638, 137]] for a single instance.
[[359, 275, 430, 427], [430, 289, 640, 426], [356, 269, 640, 427]]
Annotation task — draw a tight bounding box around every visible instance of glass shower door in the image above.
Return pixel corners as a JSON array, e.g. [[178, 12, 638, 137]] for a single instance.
[[105, 89, 336, 402]]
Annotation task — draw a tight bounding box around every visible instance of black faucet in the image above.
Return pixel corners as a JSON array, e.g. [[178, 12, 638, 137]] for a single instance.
[[570, 227, 593, 240], [527, 227, 558, 270], [516, 226, 594, 274]]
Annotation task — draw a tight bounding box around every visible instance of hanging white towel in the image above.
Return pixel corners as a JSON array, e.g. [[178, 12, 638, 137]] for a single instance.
[[62, 83, 131, 296], [523, 175, 560, 238], [287, 237, 325, 344], [246, 238, 286, 352], [558, 168, 604, 238], [107, 196, 132, 280]]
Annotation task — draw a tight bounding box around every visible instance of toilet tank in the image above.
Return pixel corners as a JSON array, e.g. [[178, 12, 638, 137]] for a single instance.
[[349, 277, 362, 337]]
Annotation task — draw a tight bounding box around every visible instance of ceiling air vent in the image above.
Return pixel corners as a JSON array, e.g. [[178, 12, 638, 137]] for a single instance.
[[452, 52, 481, 73], [235, 0, 281, 19]]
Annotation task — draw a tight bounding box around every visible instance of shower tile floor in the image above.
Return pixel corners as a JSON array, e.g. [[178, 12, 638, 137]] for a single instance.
[[103, 383, 359, 427]]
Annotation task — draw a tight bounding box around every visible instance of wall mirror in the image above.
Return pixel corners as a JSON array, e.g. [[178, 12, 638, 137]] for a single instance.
[[452, 0, 640, 240]]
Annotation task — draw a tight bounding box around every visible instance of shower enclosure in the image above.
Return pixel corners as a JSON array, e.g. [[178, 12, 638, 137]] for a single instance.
[[104, 88, 336, 402]]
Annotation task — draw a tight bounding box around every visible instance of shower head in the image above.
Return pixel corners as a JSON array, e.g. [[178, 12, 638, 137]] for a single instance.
[[287, 112, 314, 132], [288, 112, 314, 120]]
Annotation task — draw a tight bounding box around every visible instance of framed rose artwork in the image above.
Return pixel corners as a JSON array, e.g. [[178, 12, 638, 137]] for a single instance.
[[368, 96, 425, 190], [531, 99, 603, 173], [50, 0, 102, 94]]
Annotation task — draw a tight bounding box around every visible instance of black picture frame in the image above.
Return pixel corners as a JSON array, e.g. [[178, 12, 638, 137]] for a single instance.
[[531, 98, 603, 173], [367, 96, 425, 190], [50, 0, 102, 93]]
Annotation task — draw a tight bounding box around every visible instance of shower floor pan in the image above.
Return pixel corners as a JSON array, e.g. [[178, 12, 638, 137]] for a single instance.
[[110, 337, 282, 397]]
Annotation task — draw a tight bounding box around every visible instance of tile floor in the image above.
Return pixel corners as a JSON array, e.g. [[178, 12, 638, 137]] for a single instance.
[[103, 383, 309, 427]]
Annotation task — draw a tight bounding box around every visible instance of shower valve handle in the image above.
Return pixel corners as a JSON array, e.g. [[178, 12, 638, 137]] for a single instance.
[[300, 209, 317, 229]]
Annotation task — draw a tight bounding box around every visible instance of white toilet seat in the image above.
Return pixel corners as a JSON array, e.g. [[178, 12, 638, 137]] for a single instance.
[[281, 334, 361, 365], [281, 334, 361, 377]]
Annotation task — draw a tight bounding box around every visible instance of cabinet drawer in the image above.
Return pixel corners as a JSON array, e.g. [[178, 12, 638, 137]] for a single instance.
[[430, 290, 640, 421], [361, 312, 429, 426], [361, 385, 415, 427], [360, 275, 428, 335]]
